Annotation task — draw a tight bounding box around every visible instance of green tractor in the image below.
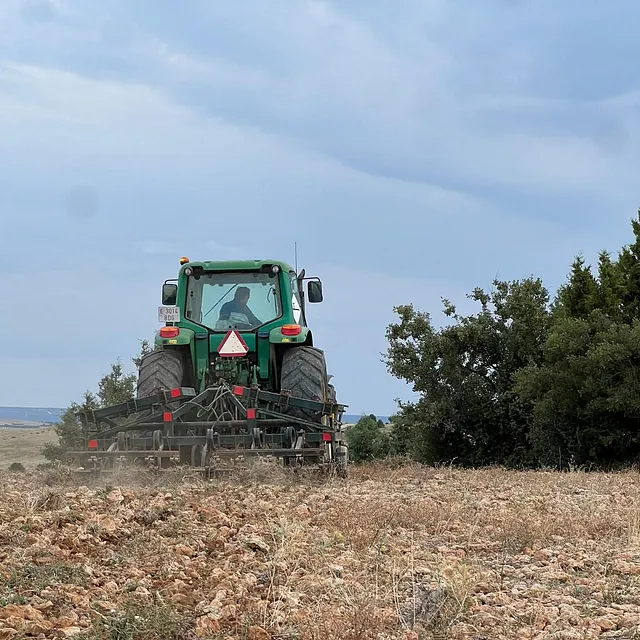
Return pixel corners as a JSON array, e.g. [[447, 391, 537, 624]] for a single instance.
[[67, 257, 349, 476]]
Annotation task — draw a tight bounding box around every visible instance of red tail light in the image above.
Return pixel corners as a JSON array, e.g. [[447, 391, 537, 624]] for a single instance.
[[282, 324, 302, 336], [160, 327, 179, 338]]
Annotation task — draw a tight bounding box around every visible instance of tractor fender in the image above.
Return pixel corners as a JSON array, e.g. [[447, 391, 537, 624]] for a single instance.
[[154, 327, 196, 348], [268, 326, 312, 346]]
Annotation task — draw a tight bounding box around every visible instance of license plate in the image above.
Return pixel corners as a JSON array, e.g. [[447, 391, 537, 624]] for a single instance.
[[158, 306, 180, 323]]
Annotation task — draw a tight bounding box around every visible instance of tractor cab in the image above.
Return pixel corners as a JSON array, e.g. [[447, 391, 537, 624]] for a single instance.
[[159, 258, 323, 334]]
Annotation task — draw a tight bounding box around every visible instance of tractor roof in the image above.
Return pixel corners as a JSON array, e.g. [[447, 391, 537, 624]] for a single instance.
[[178, 258, 296, 274]]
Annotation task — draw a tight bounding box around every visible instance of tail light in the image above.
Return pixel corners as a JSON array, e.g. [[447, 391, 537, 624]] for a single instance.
[[282, 324, 302, 336]]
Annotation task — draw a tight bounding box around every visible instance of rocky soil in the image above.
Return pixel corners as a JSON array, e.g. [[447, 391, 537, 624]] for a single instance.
[[1, 463, 640, 639]]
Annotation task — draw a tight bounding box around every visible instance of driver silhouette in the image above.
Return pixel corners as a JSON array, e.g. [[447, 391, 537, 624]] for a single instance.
[[218, 286, 261, 327]]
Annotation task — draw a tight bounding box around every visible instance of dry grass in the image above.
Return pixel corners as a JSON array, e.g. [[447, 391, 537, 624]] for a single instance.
[[1, 462, 640, 639], [0, 426, 57, 470]]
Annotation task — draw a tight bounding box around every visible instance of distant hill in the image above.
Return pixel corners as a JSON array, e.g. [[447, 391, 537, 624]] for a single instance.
[[0, 407, 389, 426], [0, 407, 63, 424]]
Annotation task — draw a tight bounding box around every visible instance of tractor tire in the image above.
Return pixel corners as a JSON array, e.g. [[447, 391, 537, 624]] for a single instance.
[[136, 348, 184, 399], [280, 346, 328, 423]]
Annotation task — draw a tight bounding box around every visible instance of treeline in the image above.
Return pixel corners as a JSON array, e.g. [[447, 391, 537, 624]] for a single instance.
[[362, 210, 640, 470]]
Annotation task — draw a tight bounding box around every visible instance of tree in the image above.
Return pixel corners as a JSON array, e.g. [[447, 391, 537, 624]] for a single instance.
[[384, 277, 552, 467], [514, 312, 640, 468], [346, 414, 391, 462], [594, 251, 624, 318], [553, 255, 600, 320], [515, 211, 640, 468], [382, 209, 640, 470], [43, 339, 153, 462], [616, 213, 640, 322], [387, 405, 421, 458]]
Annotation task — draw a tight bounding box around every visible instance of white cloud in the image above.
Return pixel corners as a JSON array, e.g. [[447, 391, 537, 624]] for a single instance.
[[4, 1, 637, 197], [2, 1, 640, 414], [142, 4, 635, 195], [0, 63, 281, 172], [0, 60, 481, 231]]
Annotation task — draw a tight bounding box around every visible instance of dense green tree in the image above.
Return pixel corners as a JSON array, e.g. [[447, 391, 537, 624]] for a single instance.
[[554, 255, 600, 320], [387, 405, 421, 458], [346, 414, 391, 462], [515, 211, 640, 468], [384, 277, 551, 467], [616, 214, 640, 322], [385, 210, 640, 470], [512, 251, 612, 460], [595, 251, 624, 317], [515, 313, 640, 468]]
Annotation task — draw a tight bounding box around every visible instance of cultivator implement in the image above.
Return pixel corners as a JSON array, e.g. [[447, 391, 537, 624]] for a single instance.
[[64, 381, 349, 478]]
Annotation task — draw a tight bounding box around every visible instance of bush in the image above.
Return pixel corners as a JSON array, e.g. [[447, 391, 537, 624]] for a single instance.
[[346, 414, 391, 463]]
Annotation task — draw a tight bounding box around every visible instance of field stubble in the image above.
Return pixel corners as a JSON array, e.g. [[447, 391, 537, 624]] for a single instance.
[[0, 462, 640, 639], [0, 427, 57, 470]]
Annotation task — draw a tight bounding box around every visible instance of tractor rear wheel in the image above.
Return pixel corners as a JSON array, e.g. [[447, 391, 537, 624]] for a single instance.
[[280, 346, 328, 423], [136, 348, 184, 399]]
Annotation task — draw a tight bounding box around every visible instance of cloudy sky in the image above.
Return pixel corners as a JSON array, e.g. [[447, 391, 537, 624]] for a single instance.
[[1, 0, 639, 415]]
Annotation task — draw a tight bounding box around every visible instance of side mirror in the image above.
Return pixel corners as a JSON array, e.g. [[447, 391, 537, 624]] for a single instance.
[[162, 283, 177, 305], [307, 280, 323, 303]]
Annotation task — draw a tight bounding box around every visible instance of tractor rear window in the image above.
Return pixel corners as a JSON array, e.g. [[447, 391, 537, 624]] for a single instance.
[[185, 272, 282, 331]]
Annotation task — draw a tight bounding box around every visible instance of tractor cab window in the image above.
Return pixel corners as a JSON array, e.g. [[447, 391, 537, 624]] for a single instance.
[[185, 271, 282, 332]]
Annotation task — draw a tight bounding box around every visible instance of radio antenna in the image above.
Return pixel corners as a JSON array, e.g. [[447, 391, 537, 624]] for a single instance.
[[294, 241, 298, 274]]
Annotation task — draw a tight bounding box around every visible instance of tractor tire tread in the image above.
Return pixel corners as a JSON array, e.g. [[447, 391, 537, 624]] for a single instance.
[[136, 349, 184, 399], [280, 346, 328, 423]]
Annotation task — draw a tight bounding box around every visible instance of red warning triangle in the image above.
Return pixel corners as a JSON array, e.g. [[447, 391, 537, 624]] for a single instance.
[[218, 330, 249, 358]]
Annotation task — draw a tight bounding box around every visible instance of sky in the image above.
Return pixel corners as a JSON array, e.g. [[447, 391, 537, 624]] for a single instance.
[[1, 0, 639, 416]]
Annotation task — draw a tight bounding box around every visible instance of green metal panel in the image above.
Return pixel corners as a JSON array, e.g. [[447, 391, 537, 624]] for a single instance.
[[193, 336, 210, 393], [257, 334, 271, 381]]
